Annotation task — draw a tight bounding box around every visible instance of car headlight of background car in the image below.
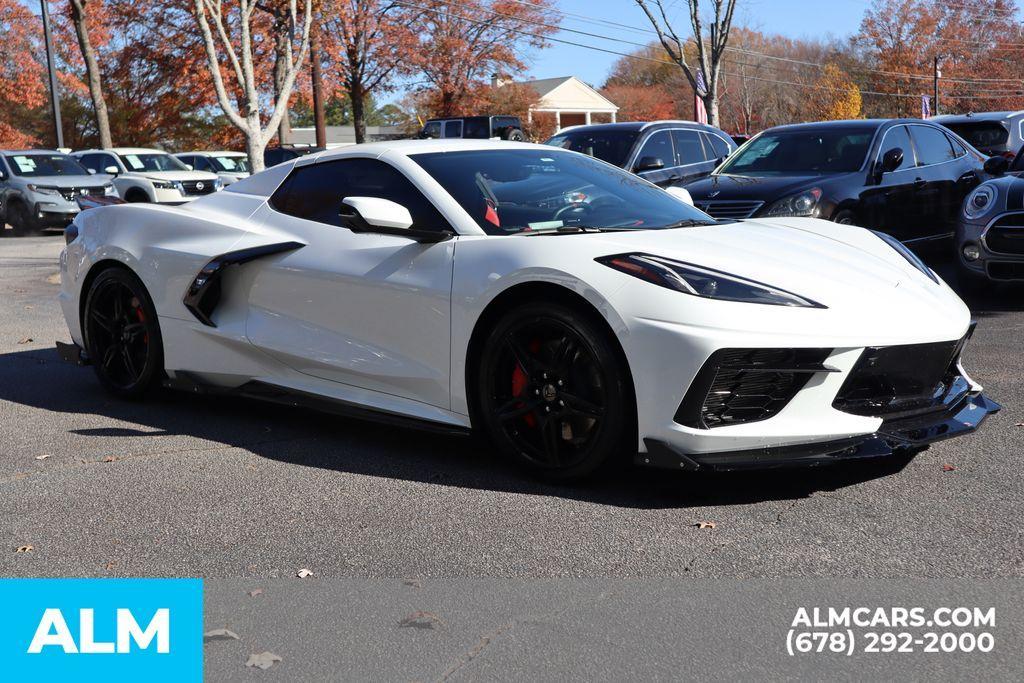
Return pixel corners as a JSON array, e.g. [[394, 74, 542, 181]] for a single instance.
[[103, 183, 117, 196], [26, 184, 62, 198], [213, 178, 224, 191], [597, 253, 825, 308], [963, 184, 997, 220], [871, 230, 939, 283], [761, 187, 822, 217], [151, 179, 185, 193]]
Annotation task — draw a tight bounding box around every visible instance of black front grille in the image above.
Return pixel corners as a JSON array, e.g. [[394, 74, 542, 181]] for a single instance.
[[832, 338, 967, 419], [694, 200, 763, 219], [57, 186, 105, 202], [676, 348, 833, 429], [180, 180, 216, 196], [987, 261, 1024, 280]]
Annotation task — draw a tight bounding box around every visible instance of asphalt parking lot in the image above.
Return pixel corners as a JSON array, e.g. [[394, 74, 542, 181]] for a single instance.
[[1, 233, 1022, 579]]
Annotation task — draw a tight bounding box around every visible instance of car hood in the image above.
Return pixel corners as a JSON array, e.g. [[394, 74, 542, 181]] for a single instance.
[[684, 173, 854, 203], [23, 175, 111, 187], [587, 217, 955, 313]]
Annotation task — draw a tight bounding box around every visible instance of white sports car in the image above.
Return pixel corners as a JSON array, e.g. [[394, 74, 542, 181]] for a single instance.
[[57, 140, 999, 479]]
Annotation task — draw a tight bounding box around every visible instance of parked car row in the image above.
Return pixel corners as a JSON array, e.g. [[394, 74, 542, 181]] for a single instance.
[[0, 147, 249, 235]]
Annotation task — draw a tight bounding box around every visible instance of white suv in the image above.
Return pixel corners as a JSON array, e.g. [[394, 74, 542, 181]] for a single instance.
[[173, 151, 251, 186], [71, 147, 222, 204]]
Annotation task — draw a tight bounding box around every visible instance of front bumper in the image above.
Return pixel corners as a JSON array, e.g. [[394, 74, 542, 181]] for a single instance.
[[641, 390, 1000, 471], [958, 212, 1024, 281], [32, 201, 78, 227]]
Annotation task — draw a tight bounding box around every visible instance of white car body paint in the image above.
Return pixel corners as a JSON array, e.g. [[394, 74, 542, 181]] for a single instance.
[[60, 140, 982, 460]]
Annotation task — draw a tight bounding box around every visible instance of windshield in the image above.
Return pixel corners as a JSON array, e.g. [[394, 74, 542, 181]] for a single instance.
[[118, 153, 188, 173], [941, 121, 1009, 151], [411, 148, 716, 236], [210, 155, 250, 173], [718, 128, 874, 175], [5, 154, 90, 177], [544, 129, 641, 168]]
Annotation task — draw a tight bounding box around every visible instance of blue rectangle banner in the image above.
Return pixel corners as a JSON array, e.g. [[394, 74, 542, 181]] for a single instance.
[[0, 579, 202, 681]]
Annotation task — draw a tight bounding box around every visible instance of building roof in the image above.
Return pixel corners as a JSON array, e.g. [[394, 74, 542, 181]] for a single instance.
[[517, 76, 619, 113]]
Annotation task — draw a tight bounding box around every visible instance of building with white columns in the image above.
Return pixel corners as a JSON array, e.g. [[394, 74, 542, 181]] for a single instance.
[[500, 76, 619, 131]]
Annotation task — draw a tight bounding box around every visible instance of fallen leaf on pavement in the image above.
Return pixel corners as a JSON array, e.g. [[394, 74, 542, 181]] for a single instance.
[[695, 521, 717, 529], [402, 578, 422, 589], [398, 611, 444, 630], [204, 628, 240, 642], [248, 588, 263, 597], [102, 456, 118, 463], [1014, 423, 1024, 427], [942, 464, 956, 472], [17, 337, 32, 344], [34, 454, 51, 461], [296, 568, 313, 578], [245, 652, 282, 670], [15, 545, 33, 553], [104, 561, 117, 571]]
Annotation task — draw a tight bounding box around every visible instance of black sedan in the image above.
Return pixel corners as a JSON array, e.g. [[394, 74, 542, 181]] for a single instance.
[[955, 150, 1024, 286], [684, 119, 989, 244]]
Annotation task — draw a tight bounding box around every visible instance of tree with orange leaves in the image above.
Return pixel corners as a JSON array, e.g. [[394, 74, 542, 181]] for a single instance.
[[0, 0, 47, 148], [409, 0, 558, 117], [806, 64, 862, 121]]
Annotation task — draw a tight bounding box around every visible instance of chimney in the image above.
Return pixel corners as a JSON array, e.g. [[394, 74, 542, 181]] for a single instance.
[[491, 73, 509, 88]]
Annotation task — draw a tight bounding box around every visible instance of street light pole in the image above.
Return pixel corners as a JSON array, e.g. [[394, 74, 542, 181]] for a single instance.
[[40, 0, 64, 149], [933, 56, 940, 117]]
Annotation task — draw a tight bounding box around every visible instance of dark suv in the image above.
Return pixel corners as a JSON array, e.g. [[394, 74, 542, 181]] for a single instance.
[[544, 121, 737, 187], [418, 116, 524, 141], [933, 111, 1024, 159]]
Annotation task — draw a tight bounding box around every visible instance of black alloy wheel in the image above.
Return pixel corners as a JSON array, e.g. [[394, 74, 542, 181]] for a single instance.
[[82, 268, 164, 397], [832, 209, 858, 226], [477, 302, 633, 479]]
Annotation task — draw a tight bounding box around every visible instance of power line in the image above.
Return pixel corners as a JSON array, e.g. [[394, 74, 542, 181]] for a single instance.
[[394, 0, 1024, 101]]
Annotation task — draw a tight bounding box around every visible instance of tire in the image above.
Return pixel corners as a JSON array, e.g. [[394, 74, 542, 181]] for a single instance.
[[832, 209, 858, 226], [82, 267, 164, 398], [125, 189, 150, 203], [475, 301, 634, 480], [504, 128, 526, 141], [7, 201, 36, 236]]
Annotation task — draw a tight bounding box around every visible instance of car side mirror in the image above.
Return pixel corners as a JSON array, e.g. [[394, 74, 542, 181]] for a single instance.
[[340, 196, 452, 244], [634, 156, 665, 173], [665, 186, 694, 206], [184, 164, 194, 171], [879, 148, 904, 174], [86, 168, 96, 175], [984, 155, 1010, 176], [104, 165, 119, 175]]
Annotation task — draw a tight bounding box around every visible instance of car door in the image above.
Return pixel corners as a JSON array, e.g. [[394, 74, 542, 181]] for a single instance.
[[859, 124, 918, 238], [631, 130, 677, 186], [669, 129, 712, 185], [944, 131, 982, 221], [244, 156, 456, 409], [907, 124, 960, 240]]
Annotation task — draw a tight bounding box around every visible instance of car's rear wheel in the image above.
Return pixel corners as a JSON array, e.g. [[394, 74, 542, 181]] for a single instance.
[[82, 267, 164, 398], [476, 302, 633, 479]]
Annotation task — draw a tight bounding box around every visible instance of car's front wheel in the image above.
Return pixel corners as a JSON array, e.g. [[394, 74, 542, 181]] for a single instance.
[[82, 267, 164, 398], [476, 301, 634, 479], [7, 201, 37, 236]]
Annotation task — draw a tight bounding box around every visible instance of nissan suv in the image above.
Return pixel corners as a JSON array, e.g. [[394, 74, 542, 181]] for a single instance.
[[71, 147, 222, 204], [0, 150, 116, 235]]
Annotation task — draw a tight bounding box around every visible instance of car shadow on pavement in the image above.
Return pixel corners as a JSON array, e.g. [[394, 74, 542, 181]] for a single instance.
[[1, 347, 919, 510]]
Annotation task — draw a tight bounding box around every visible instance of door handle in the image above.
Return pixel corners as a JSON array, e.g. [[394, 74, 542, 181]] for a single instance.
[[913, 178, 927, 190]]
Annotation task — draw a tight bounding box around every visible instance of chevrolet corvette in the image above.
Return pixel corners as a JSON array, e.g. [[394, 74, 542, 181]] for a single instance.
[[57, 140, 999, 479]]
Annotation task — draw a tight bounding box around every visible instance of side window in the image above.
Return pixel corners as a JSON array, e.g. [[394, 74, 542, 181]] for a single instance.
[[77, 154, 99, 173], [442, 120, 463, 138], [703, 133, 731, 159], [878, 125, 915, 171], [177, 155, 194, 169], [945, 133, 967, 158], [194, 157, 213, 171], [634, 130, 674, 169], [270, 158, 452, 233], [911, 126, 957, 166], [671, 129, 707, 165], [99, 154, 119, 172], [421, 121, 442, 139]]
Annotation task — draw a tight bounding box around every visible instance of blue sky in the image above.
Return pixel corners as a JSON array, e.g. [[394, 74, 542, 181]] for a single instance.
[[525, 0, 875, 86]]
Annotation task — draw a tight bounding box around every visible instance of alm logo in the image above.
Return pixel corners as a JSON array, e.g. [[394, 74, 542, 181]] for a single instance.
[[28, 608, 170, 654]]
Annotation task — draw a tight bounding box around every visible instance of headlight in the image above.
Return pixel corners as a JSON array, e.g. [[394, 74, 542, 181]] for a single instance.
[[762, 187, 822, 217], [964, 184, 997, 220], [151, 180, 174, 190], [26, 184, 62, 197], [596, 253, 825, 308], [102, 183, 117, 196], [871, 230, 939, 283], [213, 178, 224, 191]]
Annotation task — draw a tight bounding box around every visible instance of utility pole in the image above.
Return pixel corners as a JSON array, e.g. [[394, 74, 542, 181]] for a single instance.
[[933, 56, 941, 117], [309, 23, 326, 149], [40, 0, 64, 149]]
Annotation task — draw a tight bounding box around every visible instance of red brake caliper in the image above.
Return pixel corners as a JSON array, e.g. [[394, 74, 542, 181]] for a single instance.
[[511, 340, 542, 428], [131, 297, 148, 344]]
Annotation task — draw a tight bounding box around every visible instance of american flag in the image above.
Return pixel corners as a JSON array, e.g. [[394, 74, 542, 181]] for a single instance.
[[694, 71, 708, 124], [921, 95, 931, 119]]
